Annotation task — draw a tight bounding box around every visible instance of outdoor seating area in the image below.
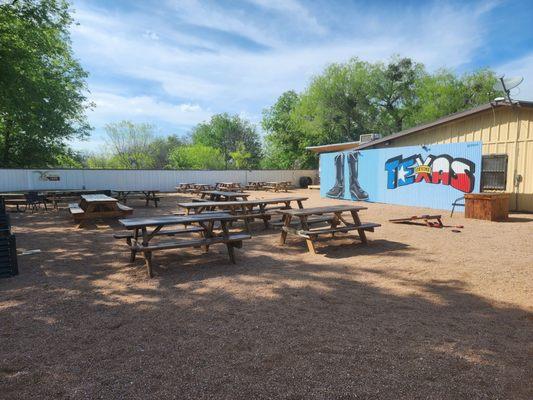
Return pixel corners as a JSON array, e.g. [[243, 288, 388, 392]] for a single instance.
[[1, 184, 532, 399]]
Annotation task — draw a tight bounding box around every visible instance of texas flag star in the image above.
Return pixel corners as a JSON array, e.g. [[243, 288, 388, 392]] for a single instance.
[[397, 165, 409, 183]]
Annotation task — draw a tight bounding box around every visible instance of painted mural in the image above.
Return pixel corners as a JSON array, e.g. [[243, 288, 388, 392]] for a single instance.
[[320, 142, 482, 210]]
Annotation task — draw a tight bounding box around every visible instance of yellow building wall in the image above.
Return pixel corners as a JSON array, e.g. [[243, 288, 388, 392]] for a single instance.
[[378, 106, 533, 211]]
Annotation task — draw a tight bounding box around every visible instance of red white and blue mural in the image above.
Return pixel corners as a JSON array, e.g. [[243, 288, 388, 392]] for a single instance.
[[320, 142, 482, 210]]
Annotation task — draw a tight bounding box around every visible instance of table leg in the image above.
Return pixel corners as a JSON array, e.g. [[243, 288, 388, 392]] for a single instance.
[[297, 200, 304, 209], [350, 210, 367, 244], [300, 215, 316, 254], [240, 204, 252, 234], [279, 215, 292, 245], [141, 227, 154, 277], [330, 212, 341, 237], [130, 228, 139, 262], [220, 220, 236, 263]]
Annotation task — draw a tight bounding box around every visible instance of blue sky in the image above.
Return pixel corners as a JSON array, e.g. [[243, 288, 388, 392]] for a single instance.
[[69, 0, 533, 151]]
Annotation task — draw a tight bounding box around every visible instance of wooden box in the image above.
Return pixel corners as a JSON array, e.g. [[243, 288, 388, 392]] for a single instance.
[[464, 193, 510, 221]]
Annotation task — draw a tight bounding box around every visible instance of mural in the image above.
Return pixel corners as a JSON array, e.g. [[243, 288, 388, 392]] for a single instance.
[[320, 142, 482, 210]]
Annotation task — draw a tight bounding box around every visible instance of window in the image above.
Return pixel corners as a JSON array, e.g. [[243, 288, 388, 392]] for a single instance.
[[481, 154, 508, 191]]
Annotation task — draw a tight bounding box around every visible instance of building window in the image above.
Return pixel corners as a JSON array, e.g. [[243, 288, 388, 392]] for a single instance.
[[481, 154, 508, 191]]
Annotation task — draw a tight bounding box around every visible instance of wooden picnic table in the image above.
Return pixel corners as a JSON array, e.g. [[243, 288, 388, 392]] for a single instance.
[[116, 213, 251, 277], [112, 190, 160, 207], [200, 190, 250, 201], [277, 204, 380, 254], [176, 183, 195, 193], [245, 181, 266, 190], [264, 181, 292, 192], [69, 194, 133, 228], [177, 196, 308, 231], [216, 182, 243, 192]]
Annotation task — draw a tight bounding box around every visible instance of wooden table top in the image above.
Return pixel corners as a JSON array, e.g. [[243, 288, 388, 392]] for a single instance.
[[112, 189, 160, 193], [81, 194, 117, 203], [201, 190, 248, 197], [276, 204, 367, 216], [177, 196, 308, 209], [119, 212, 235, 229]]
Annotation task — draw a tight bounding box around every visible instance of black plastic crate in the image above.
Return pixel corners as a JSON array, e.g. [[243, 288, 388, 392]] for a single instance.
[[0, 235, 18, 278]]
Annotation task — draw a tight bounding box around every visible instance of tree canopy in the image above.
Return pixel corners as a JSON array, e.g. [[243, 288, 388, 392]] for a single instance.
[[191, 113, 262, 169], [262, 57, 501, 168], [0, 0, 91, 167]]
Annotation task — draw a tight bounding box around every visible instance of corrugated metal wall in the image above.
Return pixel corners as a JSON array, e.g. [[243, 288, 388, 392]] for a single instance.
[[374, 106, 533, 211], [0, 169, 317, 192]]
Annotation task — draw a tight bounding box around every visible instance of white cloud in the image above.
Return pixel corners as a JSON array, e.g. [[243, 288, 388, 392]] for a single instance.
[[69, 0, 508, 148], [88, 91, 212, 127], [496, 53, 533, 101], [244, 0, 327, 35]]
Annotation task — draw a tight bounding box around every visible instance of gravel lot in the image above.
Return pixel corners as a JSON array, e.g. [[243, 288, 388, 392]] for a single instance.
[[1, 189, 532, 399]]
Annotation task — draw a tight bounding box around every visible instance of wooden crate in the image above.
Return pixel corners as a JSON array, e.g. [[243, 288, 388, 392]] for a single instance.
[[464, 193, 510, 221]]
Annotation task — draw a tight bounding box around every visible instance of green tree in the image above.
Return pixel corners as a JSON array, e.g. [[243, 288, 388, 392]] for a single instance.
[[264, 57, 501, 168], [149, 134, 185, 169], [104, 121, 157, 169], [0, 0, 91, 167], [229, 142, 253, 169], [191, 113, 262, 169], [407, 68, 500, 126], [167, 144, 225, 170], [262, 91, 305, 169]]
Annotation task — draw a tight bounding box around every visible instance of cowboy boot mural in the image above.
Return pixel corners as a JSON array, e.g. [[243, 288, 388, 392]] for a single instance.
[[326, 153, 345, 198], [347, 152, 368, 200]]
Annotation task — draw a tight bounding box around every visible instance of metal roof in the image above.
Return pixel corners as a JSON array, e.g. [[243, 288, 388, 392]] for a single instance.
[[306, 141, 360, 153], [357, 100, 533, 150], [306, 100, 533, 154]]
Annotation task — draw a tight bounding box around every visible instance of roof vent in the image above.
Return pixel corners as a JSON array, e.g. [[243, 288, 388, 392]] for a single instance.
[[359, 133, 382, 143]]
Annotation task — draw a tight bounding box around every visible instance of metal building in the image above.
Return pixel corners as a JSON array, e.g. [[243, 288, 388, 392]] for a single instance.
[[308, 100, 533, 211]]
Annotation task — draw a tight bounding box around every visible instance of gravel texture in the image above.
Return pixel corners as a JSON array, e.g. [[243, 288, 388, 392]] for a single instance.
[[1, 189, 532, 399]]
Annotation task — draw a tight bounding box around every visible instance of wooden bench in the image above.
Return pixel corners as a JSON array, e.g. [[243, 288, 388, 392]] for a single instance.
[[5, 199, 27, 212], [118, 213, 251, 277], [69, 195, 133, 227], [131, 233, 250, 253], [114, 226, 204, 246], [291, 222, 381, 239], [277, 205, 380, 254], [270, 215, 334, 227]]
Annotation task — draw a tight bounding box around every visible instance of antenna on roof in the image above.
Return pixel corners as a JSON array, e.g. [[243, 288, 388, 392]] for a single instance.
[[493, 75, 523, 103]]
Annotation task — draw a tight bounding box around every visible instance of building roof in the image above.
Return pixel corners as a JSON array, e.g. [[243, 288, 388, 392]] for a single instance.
[[306, 141, 360, 153], [357, 100, 533, 150], [306, 100, 533, 154]]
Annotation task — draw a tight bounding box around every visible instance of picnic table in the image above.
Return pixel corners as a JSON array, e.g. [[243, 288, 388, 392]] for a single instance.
[[112, 190, 160, 207], [176, 183, 195, 193], [200, 190, 250, 201], [216, 182, 243, 192], [245, 181, 266, 190], [264, 181, 292, 192], [177, 196, 308, 231], [116, 213, 251, 277], [45, 189, 113, 208], [69, 194, 133, 228], [277, 205, 380, 254]]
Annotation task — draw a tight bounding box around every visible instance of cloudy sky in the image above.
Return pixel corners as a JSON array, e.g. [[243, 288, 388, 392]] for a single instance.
[[69, 0, 533, 150]]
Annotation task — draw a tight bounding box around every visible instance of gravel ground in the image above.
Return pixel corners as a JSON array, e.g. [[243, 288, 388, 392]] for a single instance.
[[1, 189, 532, 399]]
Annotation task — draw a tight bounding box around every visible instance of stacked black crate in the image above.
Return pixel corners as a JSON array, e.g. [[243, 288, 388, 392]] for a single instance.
[[0, 197, 18, 278]]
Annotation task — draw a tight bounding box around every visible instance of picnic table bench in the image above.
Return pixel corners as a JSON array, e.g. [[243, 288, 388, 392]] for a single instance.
[[245, 181, 266, 190], [277, 205, 380, 254], [264, 181, 292, 192], [116, 213, 251, 277], [69, 194, 133, 228], [177, 196, 308, 231], [216, 182, 243, 192], [200, 190, 250, 201], [112, 190, 160, 207]]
